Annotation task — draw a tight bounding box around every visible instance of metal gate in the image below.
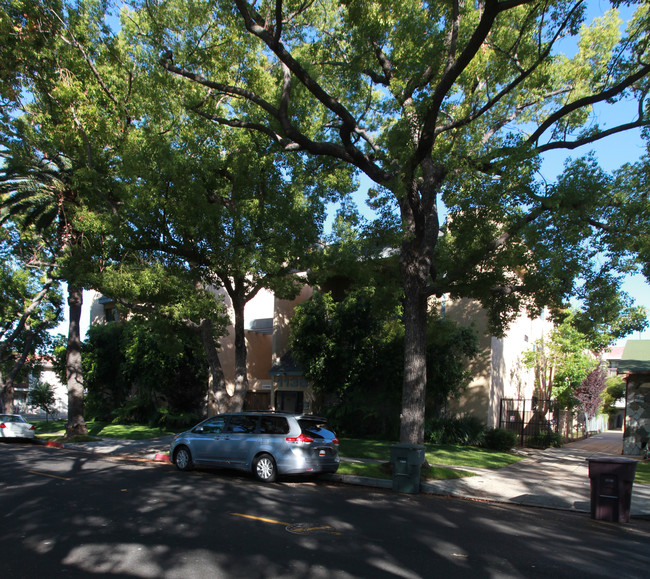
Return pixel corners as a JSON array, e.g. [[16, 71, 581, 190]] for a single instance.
[[499, 398, 559, 446]]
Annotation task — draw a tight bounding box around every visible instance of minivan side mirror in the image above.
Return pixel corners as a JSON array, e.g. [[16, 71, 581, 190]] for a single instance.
[[193, 426, 205, 433]]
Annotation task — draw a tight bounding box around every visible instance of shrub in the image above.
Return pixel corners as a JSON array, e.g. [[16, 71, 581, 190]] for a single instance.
[[28, 383, 57, 419], [152, 408, 200, 429], [528, 431, 564, 449], [483, 428, 518, 451], [425, 416, 486, 446], [110, 394, 156, 424]]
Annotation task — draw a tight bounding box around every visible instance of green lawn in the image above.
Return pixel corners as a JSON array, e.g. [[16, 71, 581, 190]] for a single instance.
[[32, 420, 178, 441], [339, 438, 523, 469], [337, 437, 523, 481], [337, 460, 477, 481], [635, 462, 650, 484]]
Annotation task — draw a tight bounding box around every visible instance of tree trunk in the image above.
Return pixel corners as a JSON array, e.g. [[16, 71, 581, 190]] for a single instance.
[[1, 329, 35, 414], [66, 285, 87, 436], [0, 279, 53, 414], [0, 374, 13, 413], [397, 163, 441, 444], [231, 293, 249, 412], [399, 250, 429, 444], [198, 319, 229, 414]]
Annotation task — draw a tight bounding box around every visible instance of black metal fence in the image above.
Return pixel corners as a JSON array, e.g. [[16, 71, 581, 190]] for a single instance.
[[498, 398, 583, 446]]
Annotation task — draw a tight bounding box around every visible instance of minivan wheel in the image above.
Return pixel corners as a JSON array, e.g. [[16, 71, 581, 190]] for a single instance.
[[253, 454, 277, 482], [174, 446, 193, 471]]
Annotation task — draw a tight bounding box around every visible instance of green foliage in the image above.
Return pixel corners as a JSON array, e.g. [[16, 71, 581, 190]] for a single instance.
[[601, 374, 626, 416], [27, 382, 57, 418], [425, 416, 486, 446], [426, 321, 480, 415], [291, 288, 403, 439], [290, 277, 479, 439], [5, 1, 649, 444], [0, 223, 63, 406], [151, 407, 200, 429], [483, 428, 519, 452], [83, 318, 207, 423], [128, 0, 650, 444], [523, 312, 598, 409], [527, 431, 564, 449]]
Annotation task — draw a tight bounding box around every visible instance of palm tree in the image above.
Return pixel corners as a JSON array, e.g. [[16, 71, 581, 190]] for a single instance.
[[1, 143, 88, 436]]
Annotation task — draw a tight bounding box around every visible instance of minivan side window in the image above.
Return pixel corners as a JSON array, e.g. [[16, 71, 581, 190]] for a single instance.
[[258, 416, 290, 435], [198, 417, 226, 434], [225, 415, 258, 433]]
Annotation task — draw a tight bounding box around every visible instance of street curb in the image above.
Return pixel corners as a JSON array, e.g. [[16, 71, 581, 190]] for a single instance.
[[321, 473, 393, 490]]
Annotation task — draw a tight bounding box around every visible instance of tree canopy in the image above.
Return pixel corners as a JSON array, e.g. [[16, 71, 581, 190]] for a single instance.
[[127, 0, 650, 443], [2, 1, 650, 443]]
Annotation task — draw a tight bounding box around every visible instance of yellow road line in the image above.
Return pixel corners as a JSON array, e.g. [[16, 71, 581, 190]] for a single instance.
[[231, 513, 291, 526], [28, 470, 71, 481]]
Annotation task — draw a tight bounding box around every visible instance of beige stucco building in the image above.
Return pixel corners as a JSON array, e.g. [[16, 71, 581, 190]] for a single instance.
[[90, 284, 553, 428], [89, 284, 316, 416], [442, 297, 554, 428]]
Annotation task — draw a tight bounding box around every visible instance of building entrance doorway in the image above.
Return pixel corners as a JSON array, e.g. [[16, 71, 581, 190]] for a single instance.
[[275, 390, 304, 413]]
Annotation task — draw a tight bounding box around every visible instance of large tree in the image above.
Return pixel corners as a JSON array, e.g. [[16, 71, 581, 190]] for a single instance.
[[89, 110, 344, 412], [0, 222, 63, 412], [1, 0, 131, 435], [130, 1, 650, 443]]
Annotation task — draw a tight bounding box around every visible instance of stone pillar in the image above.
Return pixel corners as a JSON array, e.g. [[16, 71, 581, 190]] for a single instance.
[[623, 375, 650, 455]]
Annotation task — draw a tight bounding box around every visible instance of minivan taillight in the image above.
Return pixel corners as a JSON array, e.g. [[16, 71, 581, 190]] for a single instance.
[[333, 438, 339, 446], [285, 433, 314, 443]]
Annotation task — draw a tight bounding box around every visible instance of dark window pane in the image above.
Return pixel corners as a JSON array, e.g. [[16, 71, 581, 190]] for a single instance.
[[259, 416, 289, 435], [225, 415, 258, 433], [299, 419, 336, 440]]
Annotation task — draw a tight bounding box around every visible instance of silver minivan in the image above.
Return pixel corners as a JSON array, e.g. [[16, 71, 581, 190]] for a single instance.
[[169, 412, 340, 482]]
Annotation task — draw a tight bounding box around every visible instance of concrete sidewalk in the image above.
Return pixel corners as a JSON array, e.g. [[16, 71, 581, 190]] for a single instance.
[[54, 430, 650, 518], [419, 431, 650, 518]]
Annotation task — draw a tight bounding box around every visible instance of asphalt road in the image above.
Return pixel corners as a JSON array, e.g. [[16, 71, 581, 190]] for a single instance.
[[1, 442, 649, 578]]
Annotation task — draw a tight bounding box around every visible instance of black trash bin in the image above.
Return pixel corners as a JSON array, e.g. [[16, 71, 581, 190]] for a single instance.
[[588, 457, 637, 523], [390, 444, 425, 494]]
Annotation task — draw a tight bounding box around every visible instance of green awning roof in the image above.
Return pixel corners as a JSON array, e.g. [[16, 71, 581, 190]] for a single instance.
[[618, 340, 650, 373]]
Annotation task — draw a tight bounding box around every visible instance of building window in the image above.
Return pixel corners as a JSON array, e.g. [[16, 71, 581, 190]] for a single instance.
[[104, 306, 116, 323]]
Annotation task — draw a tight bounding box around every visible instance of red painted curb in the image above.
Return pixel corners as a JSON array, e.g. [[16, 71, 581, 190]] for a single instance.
[[154, 453, 170, 462], [45, 441, 63, 448]]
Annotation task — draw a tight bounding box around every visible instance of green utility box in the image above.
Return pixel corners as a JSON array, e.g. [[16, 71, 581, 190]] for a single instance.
[[588, 457, 637, 523], [390, 444, 426, 494]]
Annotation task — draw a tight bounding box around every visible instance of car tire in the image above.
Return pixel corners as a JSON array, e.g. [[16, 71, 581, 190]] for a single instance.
[[253, 453, 277, 482], [174, 446, 193, 471]]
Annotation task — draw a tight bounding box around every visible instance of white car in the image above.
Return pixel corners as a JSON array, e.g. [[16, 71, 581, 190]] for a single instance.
[[0, 414, 36, 439]]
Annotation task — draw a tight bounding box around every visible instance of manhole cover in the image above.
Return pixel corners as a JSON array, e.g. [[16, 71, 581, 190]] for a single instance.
[[285, 522, 340, 536]]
